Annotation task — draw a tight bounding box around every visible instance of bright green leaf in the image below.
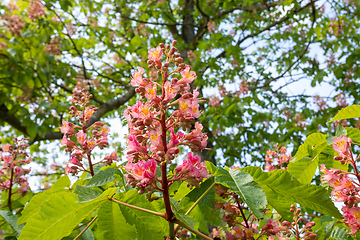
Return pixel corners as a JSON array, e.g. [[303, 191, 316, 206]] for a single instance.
[[242, 167, 342, 220], [86, 168, 122, 187], [215, 167, 267, 218], [329, 105, 360, 122], [97, 201, 136, 239], [0, 211, 23, 237]]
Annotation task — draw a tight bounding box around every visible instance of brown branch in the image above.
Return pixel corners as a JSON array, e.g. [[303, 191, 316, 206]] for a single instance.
[[250, 0, 317, 90], [0, 87, 135, 144]]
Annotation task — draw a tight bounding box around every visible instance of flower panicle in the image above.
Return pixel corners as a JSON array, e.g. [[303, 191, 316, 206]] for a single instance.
[[124, 40, 209, 194], [60, 90, 118, 175]]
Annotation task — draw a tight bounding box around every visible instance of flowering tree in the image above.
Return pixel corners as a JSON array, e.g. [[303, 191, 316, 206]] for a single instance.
[[1, 0, 360, 168], [1, 0, 360, 239], [0, 41, 358, 239]]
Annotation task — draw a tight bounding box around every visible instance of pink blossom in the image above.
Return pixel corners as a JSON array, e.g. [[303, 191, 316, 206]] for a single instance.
[[14, 167, 22, 178], [262, 218, 289, 237], [164, 82, 179, 102], [178, 65, 197, 85], [125, 159, 157, 183], [59, 120, 76, 136], [19, 181, 29, 195], [127, 134, 148, 154], [96, 136, 109, 149], [177, 98, 200, 118], [61, 135, 76, 150], [127, 101, 153, 120], [2, 143, 12, 152], [45, 38, 61, 55], [332, 135, 350, 155], [175, 152, 208, 187], [131, 67, 147, 87], [87, 139, 96, 150], [69, 154, 82, 166], [148, 46, 163, 66], [28, 0, 45, 21], [84, 108, 95, 122], [145, 84, 159, 102], [103, 150, 117, 164], [320, 164, 340, 186], [99, 125, 110, 137], [343, 205, 360, 235], [76, 130, 87, 146], [149, 128, 164, 152], [65, 164, 77, 174], [168, 128, 184, 148]]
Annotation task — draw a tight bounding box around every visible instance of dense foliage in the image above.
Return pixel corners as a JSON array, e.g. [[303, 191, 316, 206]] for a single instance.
[[1, 0, 360, 166]]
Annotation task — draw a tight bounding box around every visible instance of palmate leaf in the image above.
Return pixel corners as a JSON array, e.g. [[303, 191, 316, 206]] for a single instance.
[[288, 133, 329, 184], [215, 167, 267, 218], [242, 167, 342, 220], [0, 211, 23, 237], [97, 201, 136, 239], [115, 190, 167, 240], [18, 190, 111, 240], [329, 105, 360, 122]]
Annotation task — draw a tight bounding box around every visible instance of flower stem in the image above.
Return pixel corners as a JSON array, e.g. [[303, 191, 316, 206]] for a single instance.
[[160, 68, 175, 239], [8, 166, 14, 212], [87, 153, 94, 176], [110, 198, 166, 218]]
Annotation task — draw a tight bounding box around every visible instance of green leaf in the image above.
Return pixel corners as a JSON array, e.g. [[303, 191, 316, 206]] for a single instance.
[[18, 191, 108, 240], [329, 226, 354, 239], [173, 181, 192, 201], [288, 133, 329, 184], [179, 178, 222, 228], [18, 176, 71, 225], [205, 161, 218, 175], [175, 213, 197, 229], [0, 211, 23, 237], [287, 156, 320, 184], [78, 226, 94, 240], [215, 167, 267, 218], [242, 167, 342, 220], [115, 191, 166, 240], [75, 185, 102, 203], [97, 201, 136, 239], [291, 133, 327, 162], [86, 168, 122, 187], [346, 127, 360, 143], [329, 105, 360, 122]]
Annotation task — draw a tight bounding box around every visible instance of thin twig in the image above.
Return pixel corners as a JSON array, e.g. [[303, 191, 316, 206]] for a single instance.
[[74, 216, 97, 240], [110, 198, 166, 218]]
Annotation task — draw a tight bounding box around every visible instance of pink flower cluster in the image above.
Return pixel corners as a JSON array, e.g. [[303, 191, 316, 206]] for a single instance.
[[0, 138, 31, 198], [1, 13, 24, 36], [28, 0, 45, 21], [321, 135, 360, 235], [60, 88, 117, 175], [124, 41, 208, 193], [265, 143, 292, 171], [45, 37, 62, 55]]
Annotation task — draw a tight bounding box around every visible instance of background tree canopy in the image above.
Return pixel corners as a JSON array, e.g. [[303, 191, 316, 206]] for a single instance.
[[0, 0, 359, 169]]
